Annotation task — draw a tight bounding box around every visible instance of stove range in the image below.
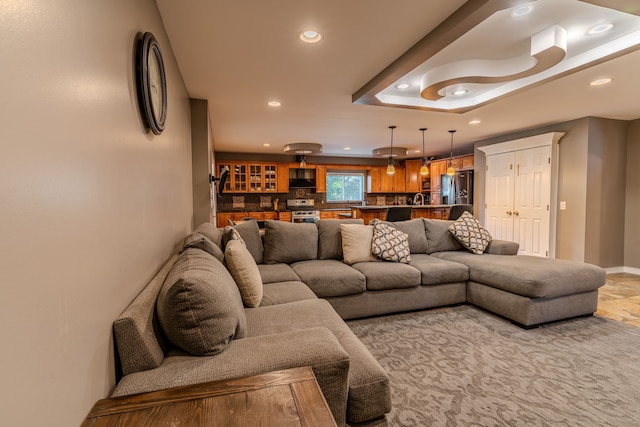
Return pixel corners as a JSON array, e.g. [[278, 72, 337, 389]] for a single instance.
[[287, 199, 320, 223]]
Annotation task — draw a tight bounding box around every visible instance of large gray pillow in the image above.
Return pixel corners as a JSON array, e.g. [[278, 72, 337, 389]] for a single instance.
[[317, 218, 364, 260], [263, 220, 318, 264], [156, 248, 247, 356], [381, 218, 428, 254], [422, 218, 464, 254], [223, 220, 263, 264]]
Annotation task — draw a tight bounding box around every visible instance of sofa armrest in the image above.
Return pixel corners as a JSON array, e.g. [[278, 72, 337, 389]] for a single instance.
[[485, 239, 519, 255], [111, 327, 350, 426]]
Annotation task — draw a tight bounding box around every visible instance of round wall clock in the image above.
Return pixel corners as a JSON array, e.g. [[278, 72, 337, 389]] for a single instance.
[[136, 32, 167, 135]]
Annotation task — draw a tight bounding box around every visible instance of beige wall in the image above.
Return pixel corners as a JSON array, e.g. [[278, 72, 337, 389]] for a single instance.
[[625, 119, 640, 268], [584, 118, 628, 267], [191, 99, 213, 225], [0, 1, 192, 426]]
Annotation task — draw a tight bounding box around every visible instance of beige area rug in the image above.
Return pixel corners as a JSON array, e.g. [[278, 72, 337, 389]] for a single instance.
[[348, 305, 640, 427]]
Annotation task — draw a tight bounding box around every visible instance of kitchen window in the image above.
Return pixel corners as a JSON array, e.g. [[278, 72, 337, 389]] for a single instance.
[[326, 172, 365, 203]]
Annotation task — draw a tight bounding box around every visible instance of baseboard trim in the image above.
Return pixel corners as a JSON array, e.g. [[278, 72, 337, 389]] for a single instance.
[[605, 266, 640, 275]]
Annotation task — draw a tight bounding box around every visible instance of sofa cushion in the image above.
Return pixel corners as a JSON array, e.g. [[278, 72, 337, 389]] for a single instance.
[[351, 262, 421, 291], [224, 240, 263, 308], [317, 218, 364, 260], [432, 251, 606, 298], [260, 281, 318, 306], [340, 224, 378, 265], [484, 239, 520, 255], [449, 211, 492, 254], [257, 263, 300, 284], [371, 219, 411, 263], [381, 218, 428, 253], [156, 248, 247, 356], [291, 259, 366, 298], [223, 220, 263, 264], [409, 253, 469, 285], [263, 220, 318, 264], [182, 232, 225, 263], [245, 299, 391, 423], [423, 218, 464, 254], [194, 222, 223, 248]]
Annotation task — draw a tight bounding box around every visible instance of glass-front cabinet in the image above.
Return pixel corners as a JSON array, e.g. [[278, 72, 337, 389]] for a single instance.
[[217, 162, 279, 193]]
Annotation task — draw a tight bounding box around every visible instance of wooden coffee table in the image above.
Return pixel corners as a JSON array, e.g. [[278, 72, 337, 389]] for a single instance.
[[82, 366, 336, 426]]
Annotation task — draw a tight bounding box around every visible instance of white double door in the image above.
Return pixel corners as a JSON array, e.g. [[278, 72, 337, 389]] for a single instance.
[[485, 145, 551, 257]]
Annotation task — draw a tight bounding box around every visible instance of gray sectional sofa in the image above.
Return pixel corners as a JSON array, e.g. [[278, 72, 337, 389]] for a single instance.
[[111, 218, 605, 426]]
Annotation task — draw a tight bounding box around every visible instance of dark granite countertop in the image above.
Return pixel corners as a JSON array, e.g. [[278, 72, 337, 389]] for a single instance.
[[350, 205, 452, 210]]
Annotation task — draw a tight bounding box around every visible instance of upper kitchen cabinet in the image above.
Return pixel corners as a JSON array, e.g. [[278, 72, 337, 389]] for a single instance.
[[368, 166, 405, 193], [248, 163, 278, 192], [405, 159, 422, 193], [218, 162, 247, 192], [218, 162, 287, 193], [316, 165, 327, 193]]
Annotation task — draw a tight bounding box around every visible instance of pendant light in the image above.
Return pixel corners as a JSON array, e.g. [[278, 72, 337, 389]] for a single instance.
[[419, 128, 429, 176], [446, 130, 456, 176], [386, 125, 396, 175], [299, 155, 307, 168]]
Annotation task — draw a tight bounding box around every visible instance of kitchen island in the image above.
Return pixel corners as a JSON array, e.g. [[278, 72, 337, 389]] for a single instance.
[[351, 205, 453, 224]]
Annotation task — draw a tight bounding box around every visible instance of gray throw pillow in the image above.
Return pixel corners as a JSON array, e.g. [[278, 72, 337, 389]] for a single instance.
[[381, 218, 428, 253], [263, 220, 318, 264], [182, 232, 225, 263], [156, 248, 247, 356], [194, 222, 223, 248], [422, 218, 464, 254], [317, 218, 364, 260], [223, 220, 263, 264]]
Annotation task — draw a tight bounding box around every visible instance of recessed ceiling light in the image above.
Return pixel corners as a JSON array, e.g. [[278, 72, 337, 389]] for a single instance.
[[267, 100, 282, 107], [511, 5, 534, 17], [452, 89, 468, 96], [587, 23, 614, 35], [590, 78, 612, 86], [263, 143, 271, 147], [299, 30, 322, 43], [344, 147, 351, 151], [395, 83, 411, 89], [469, 119, 481, 125]]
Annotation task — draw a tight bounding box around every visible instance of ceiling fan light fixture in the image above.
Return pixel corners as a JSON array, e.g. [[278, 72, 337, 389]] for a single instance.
[[373, 125, 408, 159], [284, 142, 323, 154]]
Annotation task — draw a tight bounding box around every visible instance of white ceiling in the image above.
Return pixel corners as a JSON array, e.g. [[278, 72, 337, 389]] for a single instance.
[[156, 0, 640, 159]]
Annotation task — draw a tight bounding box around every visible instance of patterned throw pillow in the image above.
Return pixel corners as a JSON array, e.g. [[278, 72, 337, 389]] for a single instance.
[[370, 219, 411, 263], [448, 211, 492, 255], [228, 228, 245, 244]]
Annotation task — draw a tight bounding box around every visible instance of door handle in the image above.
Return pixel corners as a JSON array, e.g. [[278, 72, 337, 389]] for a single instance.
[[514, 211, 519, 216], [506, 211, 512, 215]]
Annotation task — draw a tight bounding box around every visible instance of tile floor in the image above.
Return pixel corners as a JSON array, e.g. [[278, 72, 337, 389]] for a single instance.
[[595, 273, 640, 327]]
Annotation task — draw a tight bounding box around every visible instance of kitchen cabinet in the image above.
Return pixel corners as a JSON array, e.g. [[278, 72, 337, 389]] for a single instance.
[[217, 211, 280, 227], [217, 162, 248, 192], [405, 160, 422, 193], [368, 166, 405, 193], [276, 165, 289, 193], [277, 211, 291, 222], [218, 162, 284, 193], [248, 163, 278, 192], [316, 165, 327, 193]]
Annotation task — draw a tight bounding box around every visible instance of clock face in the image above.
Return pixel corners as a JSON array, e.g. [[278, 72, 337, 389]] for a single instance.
[[136, 32, 166, 135], [148, 47, 163, 122]]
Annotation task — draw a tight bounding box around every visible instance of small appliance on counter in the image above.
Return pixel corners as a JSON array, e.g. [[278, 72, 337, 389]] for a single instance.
[[287, 199, 320, 223]]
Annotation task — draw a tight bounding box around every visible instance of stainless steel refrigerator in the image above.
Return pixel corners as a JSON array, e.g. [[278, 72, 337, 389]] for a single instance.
[[440, 171, 474, 205]]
